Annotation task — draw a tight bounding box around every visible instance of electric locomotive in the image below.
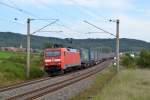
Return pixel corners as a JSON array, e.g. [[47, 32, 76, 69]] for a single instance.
[[44, 48, 81, 74]]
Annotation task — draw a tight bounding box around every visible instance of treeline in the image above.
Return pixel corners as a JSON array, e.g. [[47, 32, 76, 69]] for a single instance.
[[121, 49, 150, 68], [0, 32, 150, 52]]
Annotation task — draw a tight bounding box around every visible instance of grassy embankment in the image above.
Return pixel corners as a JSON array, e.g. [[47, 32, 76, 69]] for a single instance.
[[70, 67, 117, 100], [0, 51, 44, 86], [71, 50, 150, 100], [71, 68, 150, 100], [92, 69, 150, 100]]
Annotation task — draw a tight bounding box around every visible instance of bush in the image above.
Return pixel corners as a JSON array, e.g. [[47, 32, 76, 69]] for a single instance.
[[121, 53, 136, 68], [136, 49, 150, 68], [29, 67, 44, 79]]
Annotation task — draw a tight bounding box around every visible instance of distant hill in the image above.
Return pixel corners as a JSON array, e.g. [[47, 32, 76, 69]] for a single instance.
[[0, 32, 150, 52]]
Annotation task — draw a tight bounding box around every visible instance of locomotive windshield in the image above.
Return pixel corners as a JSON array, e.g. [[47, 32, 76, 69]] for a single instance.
[[46, 51, 60, 56]]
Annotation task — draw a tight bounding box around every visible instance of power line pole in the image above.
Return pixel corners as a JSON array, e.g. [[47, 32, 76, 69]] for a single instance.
[[83, 20, 120, 71], [26, 18, 59, 78], [27, 18, 31, 78], [116, 19, 120, 72]]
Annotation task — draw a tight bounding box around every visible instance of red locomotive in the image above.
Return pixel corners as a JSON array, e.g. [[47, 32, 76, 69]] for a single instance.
[[44, 48, 81, 74]]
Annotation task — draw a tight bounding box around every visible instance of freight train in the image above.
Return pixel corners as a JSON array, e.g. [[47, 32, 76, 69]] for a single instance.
[[43, 48, 114, 74]]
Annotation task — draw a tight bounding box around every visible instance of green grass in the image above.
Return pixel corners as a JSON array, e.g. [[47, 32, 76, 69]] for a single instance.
[[0, 51, 44, 86], [93, 69, 150, 100], [70, 67, 117, 100], [71, 68, 150, 100], [0, 51, 17, 59]]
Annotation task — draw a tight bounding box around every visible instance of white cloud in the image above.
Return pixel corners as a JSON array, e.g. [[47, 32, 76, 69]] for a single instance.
[[2, 0, 150, 42], [9, 0, 134, 9], [115, 15, 150, 42]]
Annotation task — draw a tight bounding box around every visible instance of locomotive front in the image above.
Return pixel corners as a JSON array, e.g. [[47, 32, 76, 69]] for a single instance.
[[44, 48, 62, 74]]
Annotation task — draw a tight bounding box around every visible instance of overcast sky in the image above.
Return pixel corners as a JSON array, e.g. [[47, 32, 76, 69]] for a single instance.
[[0, 0, 150, 42]]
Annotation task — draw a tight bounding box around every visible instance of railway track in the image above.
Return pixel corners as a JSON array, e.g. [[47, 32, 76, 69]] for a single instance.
[[0, 66, 87, 92], [0, 72, 73, 92], [0, 77, 50, 92], [0, 60, 111, 100]]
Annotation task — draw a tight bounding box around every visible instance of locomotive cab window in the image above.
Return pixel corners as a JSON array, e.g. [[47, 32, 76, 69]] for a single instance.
[[46, 51, 61, 56]]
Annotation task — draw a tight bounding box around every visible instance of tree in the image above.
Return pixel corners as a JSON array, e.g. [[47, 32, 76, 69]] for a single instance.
[[137, 49, 150, 68], [121, 53, 135, 68]]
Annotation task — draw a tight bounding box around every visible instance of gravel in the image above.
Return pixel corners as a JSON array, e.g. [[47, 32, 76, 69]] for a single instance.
[[35, 74, 96, 100], [0, 61, 110, 100], [35, 63, 110, 100]]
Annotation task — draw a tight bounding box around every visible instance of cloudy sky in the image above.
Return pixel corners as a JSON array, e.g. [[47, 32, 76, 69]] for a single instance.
[[0, 0, 150, 42]]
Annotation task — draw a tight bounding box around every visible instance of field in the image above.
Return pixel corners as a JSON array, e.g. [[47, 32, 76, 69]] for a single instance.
[[0, 51, 44, 86], [0, 51, 18, 59], [71, 68, 150, 100]]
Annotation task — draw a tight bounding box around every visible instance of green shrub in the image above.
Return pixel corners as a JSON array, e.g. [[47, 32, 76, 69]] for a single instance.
[[121, 53, 136, 68], [31, 55, 43, 67], [136, 49, 150, 68], [29, 67, 44, 79]]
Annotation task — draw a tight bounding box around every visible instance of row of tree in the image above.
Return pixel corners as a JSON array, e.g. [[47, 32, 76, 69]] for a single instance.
[[0, 32, 150, 52], [121, 49, 150, 68]]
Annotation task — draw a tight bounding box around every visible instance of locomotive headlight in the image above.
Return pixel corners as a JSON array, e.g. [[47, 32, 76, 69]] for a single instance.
[[45, 59, 51, 62], [45, 59, 61, 62], [54, 59, 61, 62]]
